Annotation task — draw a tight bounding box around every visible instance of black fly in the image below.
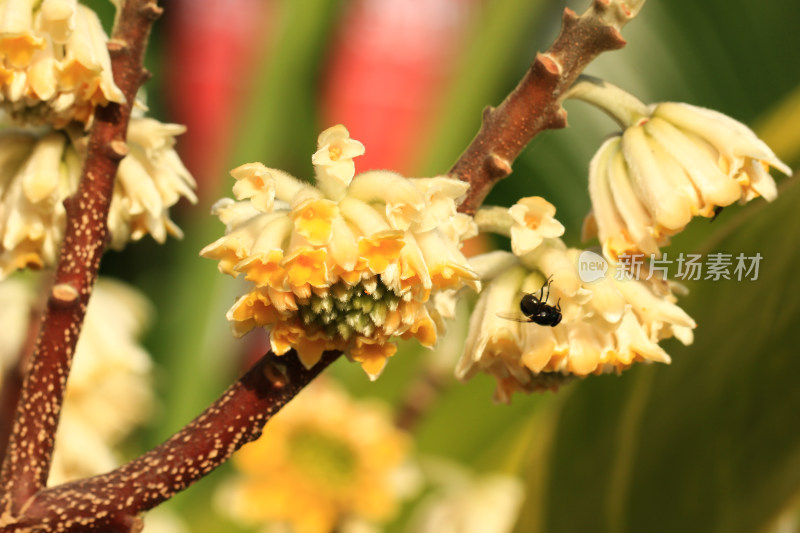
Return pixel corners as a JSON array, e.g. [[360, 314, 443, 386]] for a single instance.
[[497, 276, 562, 327]]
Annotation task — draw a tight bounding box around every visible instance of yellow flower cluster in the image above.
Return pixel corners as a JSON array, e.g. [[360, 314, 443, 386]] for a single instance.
[[460, 200, 695, 402], [202, 125, 478, 378], [0, 0, 125, 127], [0, 118, 196, 278], [219, 379, 412, 533]]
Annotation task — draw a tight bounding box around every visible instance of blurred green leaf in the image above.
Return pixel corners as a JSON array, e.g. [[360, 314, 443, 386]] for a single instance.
[[755, 84, 800, 169], [416, 0, 551, 176], [231, 0, 345, 175]]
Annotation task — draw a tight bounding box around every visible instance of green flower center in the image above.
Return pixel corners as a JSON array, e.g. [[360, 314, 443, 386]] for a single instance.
[[296, 278, 401, 341], [288, 426, 358, 487]]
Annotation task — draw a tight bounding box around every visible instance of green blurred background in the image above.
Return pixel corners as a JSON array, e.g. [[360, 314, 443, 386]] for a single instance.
[[91, 0, 800, 531]]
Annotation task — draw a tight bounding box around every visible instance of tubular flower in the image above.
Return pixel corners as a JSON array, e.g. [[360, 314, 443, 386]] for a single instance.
[[217, 379, 414, 533], [508, 196, 565, 255], [583, 100, 792, 259], [0, 118, 196, 278], [201, 125, 479, 379], [475, 197, 565, 257], [457, 238, 695, 402], [0, 276, 154, 485], [0, 0, 125, 128]]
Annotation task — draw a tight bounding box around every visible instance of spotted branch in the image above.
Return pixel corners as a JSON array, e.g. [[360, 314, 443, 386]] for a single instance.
[[1, 351, 340, 533], [452, 0, 645, 215], [0, 0, 163, 515]]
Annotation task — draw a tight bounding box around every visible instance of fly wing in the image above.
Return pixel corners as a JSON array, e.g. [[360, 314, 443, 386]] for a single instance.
[[496, 312, 530, 323]]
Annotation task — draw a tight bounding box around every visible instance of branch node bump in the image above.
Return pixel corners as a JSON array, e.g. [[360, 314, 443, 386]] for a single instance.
[[107, 39, 129, 54], [535, 52, 563, 78], [606, 26, 627, 49], [108, 140, 130, 160], [594, 0, 612, 11], [482, 105, 496, 124], [263, 359, 290, 389], [51, 283, 80, 305], [141, 2, 164, 20], [562, 7, 579, 27], [485, 153, 513, 178], [548, 107, 569, 130], [139, 69, 153, 85], [62, 194, 77, 213]]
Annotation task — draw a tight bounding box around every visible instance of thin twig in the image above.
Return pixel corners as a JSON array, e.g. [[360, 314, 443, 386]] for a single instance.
[[394, 367, 448, 432], [0, 0, 163, 515], [3, 351, 340, 533], [452, 0, 645, 215]]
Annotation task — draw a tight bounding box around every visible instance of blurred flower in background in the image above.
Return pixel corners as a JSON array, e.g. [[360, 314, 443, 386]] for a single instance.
[[140, 509, 189, 533], [217, 378, 418, 533], [0, 276, 155, 485], [406, 459, 524, 533]]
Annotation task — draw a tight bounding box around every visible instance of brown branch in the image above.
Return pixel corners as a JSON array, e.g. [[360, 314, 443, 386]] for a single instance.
[[0, 0, 163, 515], [2, 351, 340, 533], [0, 0, 648, 528], [452, 0, 644, 215]]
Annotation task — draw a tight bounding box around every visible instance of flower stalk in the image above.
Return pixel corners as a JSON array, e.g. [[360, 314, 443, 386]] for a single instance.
[[564, 74, 651, 127]]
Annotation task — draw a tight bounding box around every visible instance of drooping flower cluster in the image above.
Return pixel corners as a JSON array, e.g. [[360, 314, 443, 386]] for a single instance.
[[218, 379, 415, 533], [0, 118, 196, 278], [0, 0, 125, 127], [0, 276, 154, 485], [583, 100, 791, 259], [202, 125, 478, 378], [458, 199, 695, 402]]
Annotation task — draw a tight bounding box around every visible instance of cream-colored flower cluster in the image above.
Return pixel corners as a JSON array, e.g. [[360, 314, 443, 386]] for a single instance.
[[218, 379, 413, 533], [0, 118, 196, 278], [583, 100, 791, 259], [202, 125, 478, 378], [456, 81, 791, 401], [458, 199, 695, 402], [0, 0, 125, 127], [0, 276, 154, 485]]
